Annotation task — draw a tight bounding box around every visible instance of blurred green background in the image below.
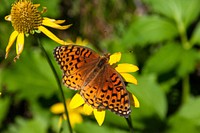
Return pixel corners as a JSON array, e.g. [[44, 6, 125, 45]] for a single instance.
[[1, 0, 200, 132]]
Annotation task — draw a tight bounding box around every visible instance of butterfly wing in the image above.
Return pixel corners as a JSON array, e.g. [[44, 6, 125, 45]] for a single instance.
[[80, 64, 131, 117], [54, 45, 131, 117], [103, 65, 131, 117], [54, 45, 100, 90], [80, 68, 106, 109]]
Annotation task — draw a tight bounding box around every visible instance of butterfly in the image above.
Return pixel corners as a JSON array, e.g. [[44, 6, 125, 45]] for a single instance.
[[54, 45, 131, 117]]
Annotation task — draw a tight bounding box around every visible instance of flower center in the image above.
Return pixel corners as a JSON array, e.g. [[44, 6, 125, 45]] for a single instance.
[[11, 0, 42, 34]]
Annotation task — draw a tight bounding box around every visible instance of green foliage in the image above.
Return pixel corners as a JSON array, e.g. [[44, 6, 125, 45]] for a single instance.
[[2, 48, 57, 103], [129, 75, 167, 120], [0, 97, 10, 127], [1, 0, 200, 132], [75, 121, 129, 133], [143, 43, 182, 74], [143, 0, 200, 27], [34, 0, 62, 18], [5, 116, 48, 133], [191, 22, 200, 45], [167, 97, 200, 133], [122, 16, 178, 47]]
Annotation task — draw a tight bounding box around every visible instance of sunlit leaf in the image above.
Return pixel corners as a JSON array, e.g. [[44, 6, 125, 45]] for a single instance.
[[122, 15, 178, 47], [143, 0, 200, 27], [177, 49, 200, 77], [167, 97, 200, 133], [2, 46, 58, 103], [6, 116, 48, 133], [143, 43, 182, 74], [128, 75, 167, 120], [190, 22, 200, 45]]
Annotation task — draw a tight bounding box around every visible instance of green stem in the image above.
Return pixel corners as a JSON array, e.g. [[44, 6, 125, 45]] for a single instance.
[[178, 20, 190, 49], [182, 76, 190, 104], [177, 20, 191, 104], [37, 38, 73, 133], [125, 116, 134, 133]]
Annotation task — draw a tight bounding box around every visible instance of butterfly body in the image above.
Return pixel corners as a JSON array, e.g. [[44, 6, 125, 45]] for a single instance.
[[54, 45, 131, 117], [82, 56, 108, 87]]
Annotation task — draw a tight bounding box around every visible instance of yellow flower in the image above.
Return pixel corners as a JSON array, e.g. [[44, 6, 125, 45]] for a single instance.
[[5, 0, 71, 61], [69, 93, 105, 126], [69, 52, 140, 126], [66, 37, 89, 46], [50, 100, 83, 128]]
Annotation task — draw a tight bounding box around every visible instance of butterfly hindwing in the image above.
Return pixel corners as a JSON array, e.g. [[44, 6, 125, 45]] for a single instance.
[[100, 65, 131, 117], [80, 67, 106, 110], [80, 63, 131, 117]]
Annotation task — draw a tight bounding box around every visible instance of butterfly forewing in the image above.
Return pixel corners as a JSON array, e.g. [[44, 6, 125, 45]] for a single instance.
[[54, 45, 100, 90]]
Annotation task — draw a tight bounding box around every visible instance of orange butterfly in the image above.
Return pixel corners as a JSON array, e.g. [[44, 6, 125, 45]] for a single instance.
[[54, 45, 131, 117]]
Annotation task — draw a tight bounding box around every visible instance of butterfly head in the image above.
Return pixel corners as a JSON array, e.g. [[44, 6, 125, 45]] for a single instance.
[[102, 53, 111, 61]]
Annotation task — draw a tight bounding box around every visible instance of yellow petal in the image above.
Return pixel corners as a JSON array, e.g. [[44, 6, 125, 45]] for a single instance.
[[115, 63, 139, 73], [63, 42, 73, 45], [69, 93, 85, 109], [132, 94, 140, 108], [65, 39, 74, 44], [120, 73, 138, 85], [5, 15, 11, 21], [54, 20, 66, 24], [16, 32, 24, 56], [83, 104, 93, 115], [33, 4, 40, 8], [42, 18, 72, 30], [93, 109, 105, 126], [5, 31, 18, 59], [43, 17, 65, 24], [38, 26, 66, 45], [69, 112, 83, 128], [75, 37, 88, 46], [50, 102, 65, 114], [109, 52, 121, 65]]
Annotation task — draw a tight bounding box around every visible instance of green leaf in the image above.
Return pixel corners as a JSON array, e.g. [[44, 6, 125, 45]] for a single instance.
[[34, 0, 61, 18], [0, 0, 13, 15], [143, 0, 200, 27], [75, 121, 129, 133], [178, 97, 200, 121], [122, 15, 178, 47], [190, 22, 200, 45], [49, 116, 61, 133], [0, 68, 2, 88], [167, 97, 200, 133], [103, 111, 128, 128], [177, 49, 200, 77], [0, 97, 10, 127], [143, 42, 182, 74], [128, 74, 167, 120], [167, 116, 199, 133], [2, 48, 57, 103], [6, 116, 48, 133]]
